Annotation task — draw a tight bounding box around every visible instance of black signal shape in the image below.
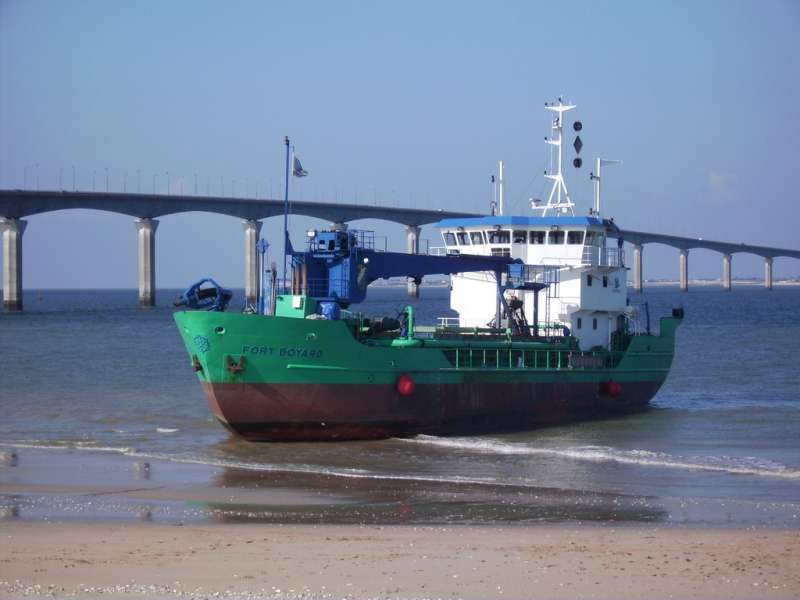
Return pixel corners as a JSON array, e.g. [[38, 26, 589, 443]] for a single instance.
[[573, 121, 584, 168]]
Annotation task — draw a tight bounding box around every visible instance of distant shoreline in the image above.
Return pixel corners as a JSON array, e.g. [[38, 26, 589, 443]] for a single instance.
[[637, 278, 800, 287], [16, 278, 800, 292]]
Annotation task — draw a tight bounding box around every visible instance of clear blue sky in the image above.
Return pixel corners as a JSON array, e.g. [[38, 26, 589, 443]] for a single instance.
[[1, 0, 799, 288]]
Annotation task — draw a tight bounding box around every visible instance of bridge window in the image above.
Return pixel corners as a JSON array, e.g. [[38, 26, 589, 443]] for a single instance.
[[491, 248, 511, 257], [486, 229, 510, 244], [577, 317, 582, 329], [470, 231, 485, 245], [585, 231, 601, 246], [587, 274, 593, 287], [567, 231, 584, 245], [548, 230, 564, 244], [602, 275, 608, 288], [530, 231, 546, 245], [456, 232, 470, 245], [443, 232, 456, 246], [513, 230, 527, 244]]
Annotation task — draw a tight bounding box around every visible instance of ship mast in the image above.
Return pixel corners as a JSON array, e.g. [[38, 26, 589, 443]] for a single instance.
[[590, 158, 622, 217], [539, 98, 576, 217]]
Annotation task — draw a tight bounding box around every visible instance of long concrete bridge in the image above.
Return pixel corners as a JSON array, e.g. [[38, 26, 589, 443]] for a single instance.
[[0, 189, 475, 310], [618, 229, 800, 293], [2, 189, 799, 310]]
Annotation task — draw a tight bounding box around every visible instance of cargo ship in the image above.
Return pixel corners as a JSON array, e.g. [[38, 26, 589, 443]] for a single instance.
[[174, 100, 682, 441]]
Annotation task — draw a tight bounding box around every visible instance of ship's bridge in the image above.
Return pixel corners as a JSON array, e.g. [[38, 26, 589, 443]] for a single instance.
[[434, 216, 623, 268], [436, 216, 630, 350]]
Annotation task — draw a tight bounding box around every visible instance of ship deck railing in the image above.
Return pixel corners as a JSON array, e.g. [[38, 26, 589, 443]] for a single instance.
[[436, 316, 461, 328], [268, 276, 351, 299], [435, 319, 567, 338], [444, 347, 624, 371], [625, 300, 652, 336], [415, 325, 516, 339], [428, 245, 624, 267], [582, 246, 625, 268], [539, 247, 625, 269], [350, 229, 377, 250]]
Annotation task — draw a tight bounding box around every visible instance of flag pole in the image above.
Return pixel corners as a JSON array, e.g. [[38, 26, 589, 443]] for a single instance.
[[283, 136, 290, 288]]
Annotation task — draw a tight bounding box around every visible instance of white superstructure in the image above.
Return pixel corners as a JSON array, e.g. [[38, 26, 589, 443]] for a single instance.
[[433, 100, 629, 351]]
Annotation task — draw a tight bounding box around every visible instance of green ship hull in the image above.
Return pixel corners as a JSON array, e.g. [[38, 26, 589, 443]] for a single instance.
[[174, 309, 681, 441]]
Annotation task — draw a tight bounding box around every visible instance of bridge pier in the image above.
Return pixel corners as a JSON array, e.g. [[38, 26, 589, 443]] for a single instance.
[[135, 218, 158, 307], [679, 249, 689, 292], [632, 244, 643, 293], [243, 219, 263, 306], [406, 225, 421, 298], [722, 253, 732, 291], [764, 257, 773, 290], [1, 218, 27, 311]]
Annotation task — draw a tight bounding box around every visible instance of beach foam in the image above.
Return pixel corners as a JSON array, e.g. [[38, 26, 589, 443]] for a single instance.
[[402, 435, 800, 479]]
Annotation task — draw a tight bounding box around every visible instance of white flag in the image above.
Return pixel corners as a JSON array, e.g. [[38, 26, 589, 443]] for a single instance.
[[293, 155, 308, 177]]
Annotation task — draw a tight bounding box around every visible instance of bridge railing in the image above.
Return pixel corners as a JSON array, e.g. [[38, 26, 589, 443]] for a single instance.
[[582, 246, 624, 268]]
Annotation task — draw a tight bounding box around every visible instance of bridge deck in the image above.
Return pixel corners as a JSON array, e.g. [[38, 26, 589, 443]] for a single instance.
[[0, 190, 476, 227], [1, 189, 799, 259]]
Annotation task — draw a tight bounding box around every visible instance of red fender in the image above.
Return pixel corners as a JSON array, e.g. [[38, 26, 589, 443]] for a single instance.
[[396, 374, 415, 396]]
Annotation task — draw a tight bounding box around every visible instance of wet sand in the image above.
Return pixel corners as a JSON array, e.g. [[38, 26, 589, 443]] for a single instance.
[[2, 521, 799, 599], [4, 447, 799, 528], [2, 449, 800, 598]]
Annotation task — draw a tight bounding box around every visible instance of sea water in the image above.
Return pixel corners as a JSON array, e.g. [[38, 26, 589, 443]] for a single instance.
[[1, 285, 799, 524]]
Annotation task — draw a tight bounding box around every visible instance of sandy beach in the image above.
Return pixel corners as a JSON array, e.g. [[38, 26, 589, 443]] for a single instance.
[[2, 445, 800, 599], [2, 521, 799, 599]]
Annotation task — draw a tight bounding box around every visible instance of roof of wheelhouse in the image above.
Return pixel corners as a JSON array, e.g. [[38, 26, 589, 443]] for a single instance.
[[435, 216, 606, 229]]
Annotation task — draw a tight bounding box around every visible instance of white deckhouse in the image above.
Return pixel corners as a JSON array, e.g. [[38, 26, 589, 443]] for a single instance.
[[434, 99, 629, 351]]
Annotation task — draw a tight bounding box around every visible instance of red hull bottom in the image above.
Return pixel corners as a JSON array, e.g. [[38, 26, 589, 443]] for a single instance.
[[202, 380, 665, 442]]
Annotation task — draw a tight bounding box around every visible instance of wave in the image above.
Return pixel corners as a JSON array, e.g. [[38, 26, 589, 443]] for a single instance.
[[0, 440, 135, 455], [401, 436, 800, 479]]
